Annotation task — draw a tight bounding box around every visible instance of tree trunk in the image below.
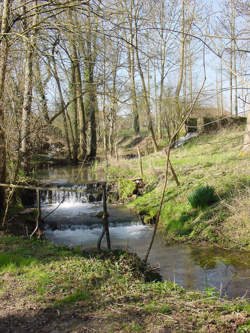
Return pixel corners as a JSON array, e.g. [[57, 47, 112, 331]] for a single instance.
[[102, 29, 108, 164], [67, 34, 79, 163], [21, 2, 38, 175], [243, 110, 250, 153], [158, 1, 167, 140], [75, 59, 87, 161], [34, 59, 50, 123], [84, 65, 97, 160], [220, 54, 224, 115], [67, 10, 87, 161], [229, 0, 234, 116], [127, 44, 140, 134], [52, 40, 72, 159], [134, 19, 158, 152], [0, 0, 10, 220], [83, 11, 97, 161], [175, 0, 185, 115], [188, 40, 193, 104]]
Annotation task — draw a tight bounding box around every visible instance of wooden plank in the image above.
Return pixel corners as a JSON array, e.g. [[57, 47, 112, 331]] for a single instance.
[[0, 181, 106, 193]]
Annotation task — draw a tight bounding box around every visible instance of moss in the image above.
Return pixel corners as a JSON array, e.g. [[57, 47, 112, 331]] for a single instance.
[[103, 127, 249, 249], [118, 178, 137, 201]]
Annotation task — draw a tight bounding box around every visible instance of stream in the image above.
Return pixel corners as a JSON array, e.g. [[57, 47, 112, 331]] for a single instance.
[[37, 165, 250, 300]]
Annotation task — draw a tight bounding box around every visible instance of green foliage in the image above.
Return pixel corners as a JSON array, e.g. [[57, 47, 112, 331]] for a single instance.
[[203, 287, 219, 298], [166, 218, 193, 236], [0, 234, 249, 332], [54, 289, 90, 307], [188, 185, 218, 209], [0, 253, 38, 273], [108, 166, 135, 179], [143, 302, 172, 314], [238, 320, 250, 333], [118, 178, 136, 201]]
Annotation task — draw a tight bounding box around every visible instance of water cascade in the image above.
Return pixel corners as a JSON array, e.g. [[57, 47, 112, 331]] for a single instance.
[[39, 169, 250, 300]]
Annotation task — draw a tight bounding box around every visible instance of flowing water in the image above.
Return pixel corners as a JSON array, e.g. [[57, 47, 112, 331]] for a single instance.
[[37, 165, 250, 300]]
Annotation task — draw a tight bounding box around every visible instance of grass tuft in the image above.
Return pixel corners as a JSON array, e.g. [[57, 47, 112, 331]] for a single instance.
[[187, 185, 218, 208]]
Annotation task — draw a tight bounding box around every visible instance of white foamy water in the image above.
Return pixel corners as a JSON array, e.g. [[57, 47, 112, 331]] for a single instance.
[[38, 171, 250, 300], [45, 223, 151, 248], [43, 201, 100, 211]]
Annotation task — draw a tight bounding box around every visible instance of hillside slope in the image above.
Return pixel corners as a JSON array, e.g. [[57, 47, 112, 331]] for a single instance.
[[0, 235, 249, 332], [104, 125, 250, 250]]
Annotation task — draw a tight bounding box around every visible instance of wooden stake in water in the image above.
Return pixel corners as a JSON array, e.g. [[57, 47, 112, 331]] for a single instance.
[[30, 189, 41, 238], [97, 182, 111, 250], [103, 183, 111, 249], [137, 146, 143, 178]]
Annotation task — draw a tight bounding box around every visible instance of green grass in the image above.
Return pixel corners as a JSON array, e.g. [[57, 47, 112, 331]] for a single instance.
[[54, 289, 91, 307], [188, 185, 218, 208], [0, 253, 39, 273], [142, 302, 172, 314], [101, 126, 250, 249], [0, 233, 248, 332]]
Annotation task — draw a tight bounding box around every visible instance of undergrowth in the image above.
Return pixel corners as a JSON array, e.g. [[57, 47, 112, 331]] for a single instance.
[[0, 234, 249, 332], [101, 126, 250, 249]]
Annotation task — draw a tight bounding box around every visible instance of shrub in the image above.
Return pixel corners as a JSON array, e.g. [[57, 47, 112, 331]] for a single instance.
[[118, 178, 136, 201], [188, 185, 218, 208]]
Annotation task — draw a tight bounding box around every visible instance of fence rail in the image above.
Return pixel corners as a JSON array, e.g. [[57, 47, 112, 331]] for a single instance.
[[0, 181, 110, 250], [0, 181, 106, 193]]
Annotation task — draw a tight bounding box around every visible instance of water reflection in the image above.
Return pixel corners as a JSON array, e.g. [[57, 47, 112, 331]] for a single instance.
[[37, 164, 105, 185], [38, 166, 250, 300], [43, 201, 250, 299]]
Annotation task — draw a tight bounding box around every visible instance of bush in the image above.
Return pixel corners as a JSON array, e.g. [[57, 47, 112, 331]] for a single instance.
[[118, 178, 136, 201], [188, 185, 218, 208]]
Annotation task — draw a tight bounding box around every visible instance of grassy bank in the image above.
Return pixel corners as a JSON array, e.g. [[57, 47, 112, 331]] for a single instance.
[[101, 126, 250, 250], [0, 234, 249, 332]]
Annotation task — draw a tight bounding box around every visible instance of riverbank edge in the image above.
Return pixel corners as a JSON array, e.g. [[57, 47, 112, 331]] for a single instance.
[[103, 179, 250, 252], [100, 127, 250, 252], [0, 232, 249, 332]]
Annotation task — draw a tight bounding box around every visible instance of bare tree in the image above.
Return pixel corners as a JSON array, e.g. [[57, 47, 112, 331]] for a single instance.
[[0, 0, 11, 219]]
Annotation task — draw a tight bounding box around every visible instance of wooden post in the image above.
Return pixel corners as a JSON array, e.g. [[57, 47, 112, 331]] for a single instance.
[[48, 190, 52, 204], [115, 143, 119, 161], [30, 189, 41, 238], [97, 228, 105, 251], [103, 183, 111, 249], [97, 182, 111, 250], [137, 146, 143, 178]]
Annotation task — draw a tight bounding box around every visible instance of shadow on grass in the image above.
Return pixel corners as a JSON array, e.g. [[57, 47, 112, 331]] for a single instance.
[[0, 234, 83, 272], [0, 234, 162, 283], [0, 305, 85, 333], [165, 210, 199, 236]]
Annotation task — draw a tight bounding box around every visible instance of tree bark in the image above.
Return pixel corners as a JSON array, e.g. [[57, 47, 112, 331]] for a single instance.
[[175, 0, 185, 115], [21, 3, 36, 174], [101, 28, 108, 164], [134, 16, 158, 152], [34, 58, 50, 123], [67, 32, 79, 162], [243, 110, 250, 153], [127, 1, 140, 134], [158, 1, 167, 139], [67, 10, 87, 161], [52, 40, 72, 159], [0, 0, 10, 220], [83, 11, 97, 160]]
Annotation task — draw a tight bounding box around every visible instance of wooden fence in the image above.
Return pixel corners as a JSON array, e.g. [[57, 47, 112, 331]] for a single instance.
[[0, 181, 110, 250]]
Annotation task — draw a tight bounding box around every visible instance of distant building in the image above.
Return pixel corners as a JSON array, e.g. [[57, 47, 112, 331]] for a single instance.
[[191, 107, 230, 118]]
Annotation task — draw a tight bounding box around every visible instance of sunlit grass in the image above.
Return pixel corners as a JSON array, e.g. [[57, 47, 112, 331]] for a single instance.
[[0, 233, 248, 332], [102, 126, 250, 248]]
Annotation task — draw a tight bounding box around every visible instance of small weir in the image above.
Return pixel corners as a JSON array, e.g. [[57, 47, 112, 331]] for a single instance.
[[31, 165, 250, 300]]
